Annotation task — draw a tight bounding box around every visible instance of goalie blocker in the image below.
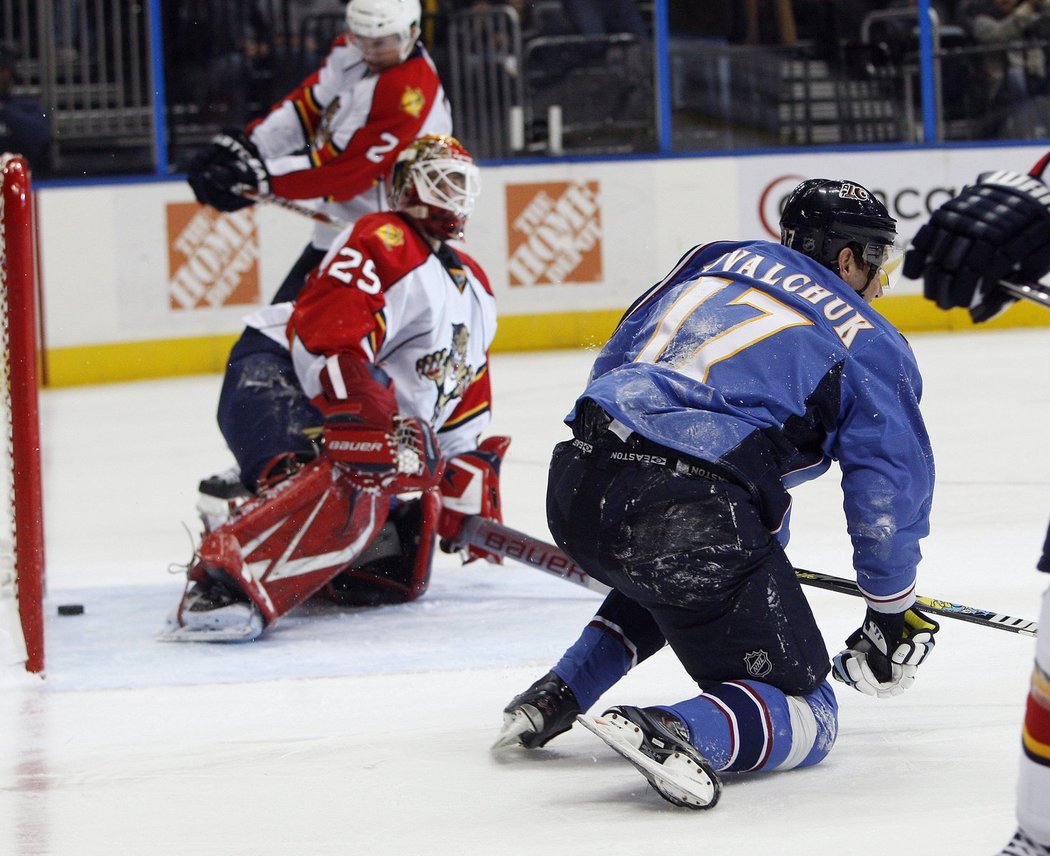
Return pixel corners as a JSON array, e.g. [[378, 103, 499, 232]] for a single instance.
[[161, 416, 443, 643]]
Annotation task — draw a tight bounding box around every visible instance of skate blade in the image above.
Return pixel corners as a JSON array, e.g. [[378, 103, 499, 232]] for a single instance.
[[491, 709, 536, 751], [156, 609, 264, 643], [576, 714, 721, 809]]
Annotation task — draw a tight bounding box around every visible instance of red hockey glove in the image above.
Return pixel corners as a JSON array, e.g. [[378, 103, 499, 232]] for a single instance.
[[320, 354, 443, 490], [438, 435, 511, 562], [832, 606, 939, 699]]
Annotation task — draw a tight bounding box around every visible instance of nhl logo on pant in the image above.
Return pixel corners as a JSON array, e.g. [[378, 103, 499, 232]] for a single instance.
[[744, 649, 773, 678]]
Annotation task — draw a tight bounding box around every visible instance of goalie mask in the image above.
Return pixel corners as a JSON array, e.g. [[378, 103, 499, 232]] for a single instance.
[[388, 135, 481, 242], [346, 0, 421, 64], [780, 178, 902, 294]]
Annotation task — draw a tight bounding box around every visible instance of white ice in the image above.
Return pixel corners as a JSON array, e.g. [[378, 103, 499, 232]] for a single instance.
[[3, 330, 1048, 855]]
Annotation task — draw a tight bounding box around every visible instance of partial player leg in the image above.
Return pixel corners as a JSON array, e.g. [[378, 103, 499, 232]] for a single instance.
[[577, 680, 837, 809], [493, 589, 666, 750], [1002, 581, 1050, 854], [576, 705, 722, 809], [217, 328, 322, 492]]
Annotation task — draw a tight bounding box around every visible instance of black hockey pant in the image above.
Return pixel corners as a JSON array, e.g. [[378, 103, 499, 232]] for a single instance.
[[546, 440, 832, 696]]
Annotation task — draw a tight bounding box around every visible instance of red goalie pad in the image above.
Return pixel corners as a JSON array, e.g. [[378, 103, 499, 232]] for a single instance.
[[187, 456, 391, 626]]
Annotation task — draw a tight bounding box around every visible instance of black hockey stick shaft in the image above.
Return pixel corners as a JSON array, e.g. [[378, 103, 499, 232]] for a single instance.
[[457, 516, 1038, 637], [235, 187, 351, 228]]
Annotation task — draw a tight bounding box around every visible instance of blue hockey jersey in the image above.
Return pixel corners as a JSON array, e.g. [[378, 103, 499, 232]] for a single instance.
[[572, 239, 934, 612]]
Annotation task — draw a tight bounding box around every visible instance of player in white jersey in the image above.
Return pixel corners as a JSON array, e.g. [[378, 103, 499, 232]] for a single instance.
[[903, 160, 1050, 856], [185, 0, 455, 500], [186, 0, 453, 305], [162, 135, 504, 643]]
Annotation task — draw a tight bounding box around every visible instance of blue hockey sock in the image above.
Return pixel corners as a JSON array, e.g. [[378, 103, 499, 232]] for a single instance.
[[660, 679, 838, 773], [552, 623, 637, 711]]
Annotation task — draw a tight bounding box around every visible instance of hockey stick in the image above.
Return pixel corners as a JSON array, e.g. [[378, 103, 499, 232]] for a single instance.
[[999, 279, 1050, 309], [455, 516, 1038, 637], [235, 186, 350, 228]]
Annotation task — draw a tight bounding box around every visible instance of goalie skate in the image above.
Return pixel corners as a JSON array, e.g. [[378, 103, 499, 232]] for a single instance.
[[577, 706, 722, 809], [158, 579, 264, 642]]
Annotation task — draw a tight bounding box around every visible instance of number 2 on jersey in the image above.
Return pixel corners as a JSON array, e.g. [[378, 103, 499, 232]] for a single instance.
[[635, 277, 811, 383]]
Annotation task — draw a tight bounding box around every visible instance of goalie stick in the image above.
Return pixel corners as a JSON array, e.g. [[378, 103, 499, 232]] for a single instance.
[[454, 516, 1038, 637]]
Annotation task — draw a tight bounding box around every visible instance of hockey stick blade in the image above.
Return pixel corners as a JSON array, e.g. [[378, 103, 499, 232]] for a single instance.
[[457, 517, 1038, 636]]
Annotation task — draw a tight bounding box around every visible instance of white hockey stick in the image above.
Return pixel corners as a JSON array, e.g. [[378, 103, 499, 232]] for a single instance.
[[454, 516, 1038, 636]]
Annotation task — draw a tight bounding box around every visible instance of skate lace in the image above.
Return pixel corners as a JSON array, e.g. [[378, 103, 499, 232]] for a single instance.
[[1001, 831, 1050, 856]]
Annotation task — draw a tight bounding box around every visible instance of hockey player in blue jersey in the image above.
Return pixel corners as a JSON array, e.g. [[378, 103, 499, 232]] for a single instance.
[[493, 178, 940, 809]]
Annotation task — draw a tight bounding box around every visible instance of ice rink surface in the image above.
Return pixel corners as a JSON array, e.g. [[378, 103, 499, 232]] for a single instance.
[[4, 328, 1050, 855]]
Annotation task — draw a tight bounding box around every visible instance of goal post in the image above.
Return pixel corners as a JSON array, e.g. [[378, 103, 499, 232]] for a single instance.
[[1, 153, 45, 675]]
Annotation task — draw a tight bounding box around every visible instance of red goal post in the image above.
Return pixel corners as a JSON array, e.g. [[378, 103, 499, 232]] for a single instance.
[[1, 153, 44, 675]]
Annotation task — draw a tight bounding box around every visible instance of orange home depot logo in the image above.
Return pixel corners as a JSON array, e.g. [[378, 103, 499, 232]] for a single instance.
[[166, 203, 260, 309], [506, 181, 602, 286]]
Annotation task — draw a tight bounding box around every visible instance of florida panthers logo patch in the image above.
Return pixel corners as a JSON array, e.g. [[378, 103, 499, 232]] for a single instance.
[[374, 223, 405, 250], [400, 86, 425, 118], [744, 650, 773, 678], [416, 323, 476, 421]]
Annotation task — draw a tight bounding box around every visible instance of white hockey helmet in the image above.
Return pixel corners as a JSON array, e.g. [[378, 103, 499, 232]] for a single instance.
[[388, 135, 481, 241], [346, 0, 421, 39]]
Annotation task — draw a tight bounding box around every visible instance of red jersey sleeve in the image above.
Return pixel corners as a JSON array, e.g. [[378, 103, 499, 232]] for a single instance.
[[291, 214, 431, 359], [270, 52, 444, 202]]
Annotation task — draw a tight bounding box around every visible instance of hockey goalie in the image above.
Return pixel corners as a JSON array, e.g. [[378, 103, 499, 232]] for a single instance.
[[162, 135, 507, 642]]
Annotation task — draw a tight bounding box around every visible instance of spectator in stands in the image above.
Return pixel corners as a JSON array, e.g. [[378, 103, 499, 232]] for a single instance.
[[562, 0, 648, 41], [959, 0, 1050, 124], [0, 47, 51, 177]]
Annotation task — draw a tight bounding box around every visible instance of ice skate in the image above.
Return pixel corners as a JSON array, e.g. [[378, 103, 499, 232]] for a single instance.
[[577, 705, 722, 809], [196, 466, 251, 532], [998, 830, 1050, 856], [492, 671, 582, 750], [158, 576, 264, 643]]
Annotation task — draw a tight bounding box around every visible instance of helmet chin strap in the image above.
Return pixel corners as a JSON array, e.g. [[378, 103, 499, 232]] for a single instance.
[[858, 263, 879, 294]]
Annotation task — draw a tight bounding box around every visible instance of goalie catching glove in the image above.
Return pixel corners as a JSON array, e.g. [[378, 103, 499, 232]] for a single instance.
[[832, 606, 939, 699], [186, 128, 272, 213], [903, 170, 1050, 322], [319, 353, 443, 491], [438, 435, 511, 562]]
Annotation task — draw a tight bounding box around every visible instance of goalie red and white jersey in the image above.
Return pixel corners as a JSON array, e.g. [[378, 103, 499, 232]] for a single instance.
[[247, 35, 452, 249], [282, 211, 496, 459]]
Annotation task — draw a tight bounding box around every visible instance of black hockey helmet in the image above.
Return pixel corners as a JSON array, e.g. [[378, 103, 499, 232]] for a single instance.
[[779, 178, 898, 278]]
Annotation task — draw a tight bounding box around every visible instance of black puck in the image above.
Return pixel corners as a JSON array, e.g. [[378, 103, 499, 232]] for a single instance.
[[57, 604, 84, 616]]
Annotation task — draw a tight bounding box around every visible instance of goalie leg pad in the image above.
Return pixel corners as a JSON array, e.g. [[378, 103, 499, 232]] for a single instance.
[[167, 457, 390, 637], [322, 487, 441, 606]]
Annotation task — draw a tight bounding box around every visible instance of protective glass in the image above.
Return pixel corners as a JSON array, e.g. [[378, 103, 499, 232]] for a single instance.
[[413, 158, 481, 217]]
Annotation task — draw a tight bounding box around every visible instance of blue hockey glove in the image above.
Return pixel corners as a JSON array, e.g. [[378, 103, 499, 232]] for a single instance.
[[832, 606, 939, 699], [903, 171, 1050, 322], [187, 129, 271, 213]]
